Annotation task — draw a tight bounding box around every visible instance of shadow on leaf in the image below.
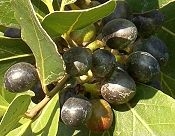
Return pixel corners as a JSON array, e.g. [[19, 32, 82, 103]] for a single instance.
[[113, 83, 158, 112]]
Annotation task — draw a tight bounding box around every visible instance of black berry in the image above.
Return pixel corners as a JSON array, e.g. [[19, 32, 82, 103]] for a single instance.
[[91, 49, 116, 78], [133, 36, 169, 66], [102, 18, 137, 50], [127, 51, 160, 83], [4, 27, 21, 38], [101, 67, 136, 104], [4, 62, 38, 93], [86, 99, 113, 132], [63, 47, 92, 77], [61, 97, 92, 127]]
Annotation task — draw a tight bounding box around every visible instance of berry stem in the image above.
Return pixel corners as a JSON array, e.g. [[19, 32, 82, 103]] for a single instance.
[[25, 96, 50, 119], [63, 33, 78, 47], [48, 74, 70, 97], [25, 74, 69, 119], [86, 40, 105, 51]]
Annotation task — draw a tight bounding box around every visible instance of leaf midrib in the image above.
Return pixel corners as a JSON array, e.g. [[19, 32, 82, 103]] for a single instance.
[[22, 0, 46, 87], [0, 54, 33, 62]]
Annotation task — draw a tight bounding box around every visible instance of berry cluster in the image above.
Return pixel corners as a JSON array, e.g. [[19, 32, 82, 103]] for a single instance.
[[3, 0, 168, 133]]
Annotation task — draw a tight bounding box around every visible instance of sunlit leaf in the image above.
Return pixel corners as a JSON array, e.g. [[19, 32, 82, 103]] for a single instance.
[[11, 0, 65, 91], [0, 95, 8, 117], [6, 118, 32, 136], [31, 95, 59, 135], [113, 84, 175, 135], [0, 0, 18, 27], [0, 93, 32, 136], [42, 0, 116, 36]]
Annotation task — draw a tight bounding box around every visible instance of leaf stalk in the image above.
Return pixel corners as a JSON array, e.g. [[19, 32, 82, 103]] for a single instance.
[[25, 74, 69, 119]]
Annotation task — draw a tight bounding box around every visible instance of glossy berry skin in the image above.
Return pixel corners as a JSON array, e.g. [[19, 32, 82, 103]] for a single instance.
[[102, 18, 137, 50], [59, 86, 77, 107], [102, 1, 131, 25], [4, 27, 21, 38], [86, 99, 113, 132], [147, 79, 162, 90], [63, 47, 92, 77], [146, 73, 162, 90], [133, 36, 169, 66], [127, 51, 160, 83], [91, 49, 116, 78], [31, 81, 45, 104], [61, 97, 92, 127], [4, 62, 38, 93], [101, 67, 136, 104], [132, 9, 164, 38]]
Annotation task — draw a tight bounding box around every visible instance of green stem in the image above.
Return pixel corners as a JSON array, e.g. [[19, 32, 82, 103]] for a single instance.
[[25, 74, 69, 119], [60, 1, 65, 11], [25, 96, 50, 119], [63, 33, 78, 47], [36, 13, 44, 21], [48, 5, 54, 13], [86, 40, 105, 51], [48, 74, 69, 97]]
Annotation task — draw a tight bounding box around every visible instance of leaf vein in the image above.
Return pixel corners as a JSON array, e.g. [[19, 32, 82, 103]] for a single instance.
[[148, 123, 175, 126], [137, 103, 174, 107], [161, 26, 175, 37], [0, 48, 17, 56], [68, 13, 82, 33], [161, 73, 175, 98], [0, 54, 33, 62], [126, 103, 155, 135]]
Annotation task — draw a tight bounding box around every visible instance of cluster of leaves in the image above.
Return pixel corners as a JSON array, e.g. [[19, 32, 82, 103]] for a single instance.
[[0, 0, 175, 135]]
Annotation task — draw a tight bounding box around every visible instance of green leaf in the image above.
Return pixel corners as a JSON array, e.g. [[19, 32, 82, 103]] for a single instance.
[[6, 118, 32, 136], [31, 0, 50, 20], [11, 0, 65, 89], [0, 37, 32, 61], [113, 84, 175, 135], [158, 1, 175, 78], [42, 0, 116, 36], [30, 94, 59, 135], [0, 95, 8, 117], [41, 0, 54, 13], [0, 0, 18, 27], [0, 93, 32, 136], [52, 0, 61, 11], [161, 72, 175, 98], [0, 25, 6, 32]]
